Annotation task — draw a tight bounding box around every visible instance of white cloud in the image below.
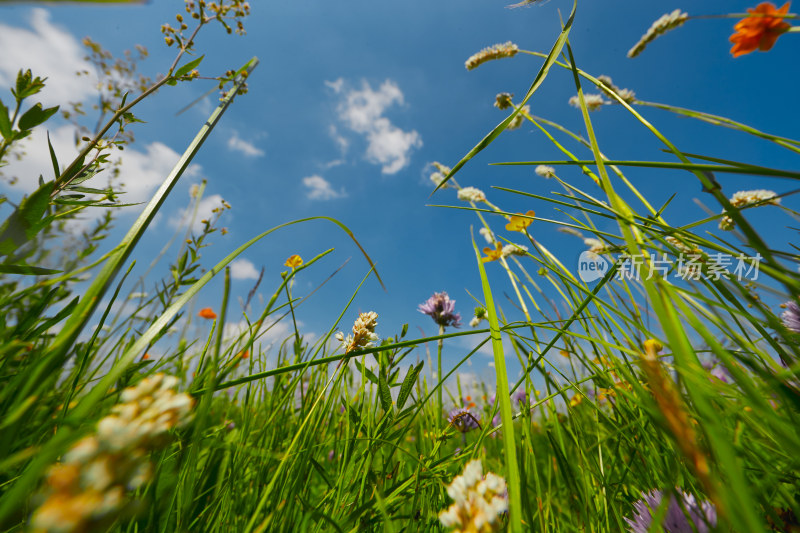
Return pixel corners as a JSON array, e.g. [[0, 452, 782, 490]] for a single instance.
[[0, 9, 96, 106], [332, 79, 421, 175], [230, 258, 260, 280], [227, 130, 264, 158], [302, 174, 346, 201]]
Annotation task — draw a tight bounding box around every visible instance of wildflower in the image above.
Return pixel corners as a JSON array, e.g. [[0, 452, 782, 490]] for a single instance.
[[189, 183, 199, 198], [506, 104, 530, 130], [479, 227, 494, 244], [643, 338, 663, 354], [448, 407, 481, 433], [501, 244, 528, 258], [719, 189, 780, 230], [238, 349, 250, 359], [284, 254, 303, 268], [569, 393, 583, 407], [569, 94, 606, 111], [335, 311, 379, 354], [327, 450, 335, 461], [431, 172, 448, 188], [31, 374, 194, 533], [494, 92, 514, 110], [419, 292, 462, 328], [505, 211, 535, 232], [596, 75, 636, 104], [781, 300, 800, 333], [465, 41, 519, 70], [482, 243, 504, 263], [628, 9, 690, 58], [198, 308, 217, 320], [470, 307, 487, 327], [439, 459, 508, 532], [730, 2, 791, 57], [512, 389, 529, 406], [702, 360, 731, 384], [457, 187, 487, 203], [665, 236, 702, 255], [584, 238, 606, 253], [535, 165, 556, 178], [625, 489, 717, 533]]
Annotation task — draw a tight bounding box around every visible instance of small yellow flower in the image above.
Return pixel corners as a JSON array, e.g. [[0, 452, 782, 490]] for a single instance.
[[284, 254, 303, 268], [644, 338, 663, 354], [482, 243, 503, 263], [570, 394, 583, 407], [505, 210, 535, 232]]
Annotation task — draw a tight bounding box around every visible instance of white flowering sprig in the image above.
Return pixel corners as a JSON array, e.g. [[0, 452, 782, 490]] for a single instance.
[[439, 459, 508, 532], [465, 42, 519, 71], [628, 9, 689, 58], [31, 374, 194, 533], [719, 189, 780, 231], [335, 311, 379, 354]]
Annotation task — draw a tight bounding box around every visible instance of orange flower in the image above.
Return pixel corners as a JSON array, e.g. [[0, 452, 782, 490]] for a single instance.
[[142, 353, 151, 361], [730, 2, 791, 57], [482, 243, 503, 262], [239, 350, 250, 359], [284, 254, 303, 268], [505, 210, 535, 232], [198, 307, 217, 320]]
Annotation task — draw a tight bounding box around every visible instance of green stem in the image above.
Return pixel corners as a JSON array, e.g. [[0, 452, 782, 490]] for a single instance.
[[437, 323, 444, 435]]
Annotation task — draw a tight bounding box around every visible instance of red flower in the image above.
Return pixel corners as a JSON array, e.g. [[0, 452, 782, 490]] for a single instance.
[[198, 307, 217, 320], [730, 2, 791, 57]]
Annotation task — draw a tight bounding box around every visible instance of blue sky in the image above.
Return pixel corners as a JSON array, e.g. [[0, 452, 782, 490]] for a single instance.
[[0, 1, 798, 391]]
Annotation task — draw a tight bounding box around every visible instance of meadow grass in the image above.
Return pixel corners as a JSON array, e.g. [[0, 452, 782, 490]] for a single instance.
[[1, 1, 799, 531]]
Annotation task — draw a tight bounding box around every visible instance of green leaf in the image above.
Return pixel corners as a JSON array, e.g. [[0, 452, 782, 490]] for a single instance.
[[0, 98, 12, 140], [47, 132, 59, 180], [396, 362, 422, 410], [0, 180, 55, 256], [378, 372, 392, 413], [174, 54, 204, 78], [353, 359, 378, 384], [18, 103, 59, 131], [0, 264, 61, 275]]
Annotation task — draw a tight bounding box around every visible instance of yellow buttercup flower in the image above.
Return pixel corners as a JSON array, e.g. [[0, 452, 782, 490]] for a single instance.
[[505, 210, 535, 232], [284, 254, 303, 268], [482, 243, 503, 263]]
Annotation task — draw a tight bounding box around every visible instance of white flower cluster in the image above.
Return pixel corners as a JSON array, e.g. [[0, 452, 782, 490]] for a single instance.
[[720, 189, 780, 231], [627, 9, 689, 58], [31, 374, 194, 533], [430, 161, 452, 189], [596, 75, 636, 104], [479, 227, 494, 245], [569, 94, 606, 111], [584, 238, 606, 254], [506, 105, 530, 130], [465, 42, 519, 71], [457, 187, 487, 203], [439, 459, 508, 532], [502, 244, 528, 258], [665, 236, 702, 255], [535, 165, 556, 179], [335, 311, 379, 354]]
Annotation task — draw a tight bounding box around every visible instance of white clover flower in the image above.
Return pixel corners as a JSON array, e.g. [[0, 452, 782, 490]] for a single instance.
[[569, 94, 606, 111], [457, 187, 487, 203], [439, 459, 508, 532], [535, 165, 556, 178]]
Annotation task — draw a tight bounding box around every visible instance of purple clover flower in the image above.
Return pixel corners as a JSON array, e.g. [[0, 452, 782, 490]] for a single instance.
[[448, 407, 480, 433], [782, 300, 800, 333], [702, 360, 731, 384], [625, 489, 717, 533], [418, 291, 462, 328], [512, 389, 529, 406]]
